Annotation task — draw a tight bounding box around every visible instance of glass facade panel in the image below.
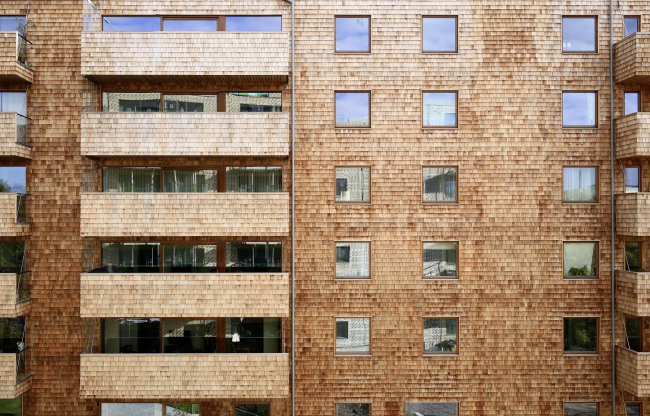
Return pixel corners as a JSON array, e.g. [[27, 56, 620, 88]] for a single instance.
[[162, 320, 216, 353], [102, 17, 161, 32], [225, 16, 282, 32], [102, 167, 161, 193], [225, 92, 281, 113], [0, 167, 26, 193], [0, 396, 21, 416], [562, 92, 597, 127], [423, 17, 457, 52], [102, 318, 161, 353], [625, 167, 640, 193], [0, 242, 25, 274], [0, 318, 24, 354], [101, 243, 160, 273], [335, 17, 370, 52], [564, 318, 598, 353], [337, 404, 370, 416], [0, 92, 26, 116], [236, 404, 270, 416], [625, 17, 639, 37], [163, 170, 218, 193], [423, 92, 457, 127], [563, 242, 598, 278], [405, 402, 458, 416], [162, 245, 217, 273], [336, 92, 370, 127], [564, 403, 598, 416], [562, 17, 597, 52], [336, 167, 370, 202], [336, 242, 370, 278], [424, 318, 457, 353], [102, 92, 161, 112], [225, 242, 282, 273], [226, 167, 282, 193], [225, 318, 282, 353], [625, 92, 640, 115], [0, 16, 25, 32], [163, 19, 217, 31], [164, 95, 217, 112], [423, 167, 457, 202], [423, 242, 457, 278], [626, 242, 641, 272], [335, 318, 370, 354], [563, 167, 597, 202]]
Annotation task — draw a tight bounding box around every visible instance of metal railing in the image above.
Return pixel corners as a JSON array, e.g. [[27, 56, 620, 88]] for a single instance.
[[15, 347, 30, 383], [16, 34, 31, 68], [16, 114, 29, 146], [16, 193, 27, 223], [15, 272, 31, 302]]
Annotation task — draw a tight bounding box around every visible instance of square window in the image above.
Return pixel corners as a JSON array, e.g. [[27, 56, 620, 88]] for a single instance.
[[335, 17, 370, 52], [423, 167, 457, 203], [235, 404, 270, 416], [564, 403, 598, 416], [563, 242, 598, 278], [564, 318, 598, 353], [625, 92, 641, 116], [625, 167, 640, 193], [626, 403, 642, 416], [625, 317, 643, 352], [337, 403, 370, 416], [423, 242, 457, 278], [625, 242, 642, 272], [563, 167, 597, 202], [625, 16, 640, 38], [336, 167, 370, 203], [335, 318, 370, 354], [336, 242, 370, 278], [423, 318, 458, 353], [562, 17, 597, 53], [336, 92, 370, 128], [405, 402, 458, 416], [423, 16, 457, 53], [563, 92, 597, 127], [423, 92, 457, 127]]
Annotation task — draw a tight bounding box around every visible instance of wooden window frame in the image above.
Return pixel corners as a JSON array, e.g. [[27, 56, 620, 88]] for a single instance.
[[624, 240, 643, 272], [562, 240, 599, 280], [624, 15, 641, 38], [334, 316, 372, 356], [334, 241, 371, 280], [562, 90, 599, 129], [334, 402, 372, 416], [422, 165, 459, 204], [563, 402, 599, 416], [624, 91, 642, 115], [422, 316, 460, 356], [422, 15, 459, 54], [422, 90, 458, 129], [625, 401, 643, 416], [334, 91, 372, 129], [234, 402, 272, 416], [334, 15, 371, 54], [623, 315, 645, 352], [334, 165, 371, 205], [562, 166, 600, 204], [422, 241, 459, 280], [561, 16, 599, 54], [563, 316, 600, 356]]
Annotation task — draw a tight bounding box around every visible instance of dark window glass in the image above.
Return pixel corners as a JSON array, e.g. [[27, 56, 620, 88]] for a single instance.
[[0, 318, 24, 354], [0, 16, 25, 32], [564, 403, 598, 416], [0, 242, 25, 274], [626, 167, 640, 193], [423, 92, 457, 127], [225, 318, 281, 353], [225, 16, 281, 32], [335, 17, 370, 52], [226, 92, 281, 113], [626, 242, 641, 272], [424, 318, 457, 353], [225, 167, 282, 193], [405, 402, 458, 416], [563, 242, 598, 278], [163, 19, 217, 31], [336, 92, 370, 127], [336, 320, 349, 338], [626, 403, 641, 416], [0, 92, 26, 116], [563, 167, 597, 202], [101, 243, 160, 273], [162, 320, 217, 353], [163, 170, 218, 193], [103, 168, 161, 193], [162, 245, 217, 273], [0, 167, 26, 194], [563, 92, 597, 127], [564, 318, 598, 353], [164, 95, 217, 112], [423, 242, 457, 278], [0, 396, 21, 416], [423, 17, 457, 52], [562, 17, 597, 52], [102, 318, 161, 353], [625, 17, 639, 37], [336, 178, 348, 199], [423, 167, 457, 202], [225, 242, 282, 273], [337, 404, 369, 416], [335, 318, 370, 354], [102, 92, 161, 113], [236, 404, 270, 416], [336, 246, 350, 263], [625, 92, 640, 116], [102, 16, 161, 32], [626, 317, 642, 352]]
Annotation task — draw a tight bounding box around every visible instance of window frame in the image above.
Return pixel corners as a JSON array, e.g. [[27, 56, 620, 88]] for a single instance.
[[563, 402, 600, 416], [422, 90, 459, 129], [421, 15, 459, 54], [561, 16, 599, 54], [562, 240, 599, 280], [334, 402, 372, 416], [334, 90, 372, 129], [334, 15, 371, 54], [334, 316, 372, 356], [562, 90, 599, 129], [422, 241, 459, 280], [422, 316, 460, 356], [624, 15, 641, 38], [562, 166, 599, 204], [422, 165, 459, 204], [624, 240, 643, 272], [334, 165, 372, 204], [624, 91, 641, 116], [334, 241, 372, 280], [563, 316, 600, 356], [234, 402, 272, 416]]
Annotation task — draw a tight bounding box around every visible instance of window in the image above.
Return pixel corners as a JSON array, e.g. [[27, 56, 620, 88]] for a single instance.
[[101, 243, 160, 273], [563, 242, 598, 278], [226, 92, 282, 113], [625, 16, 640, 38], [336, 242, 370, 278], [0, 396, 21, 416], [164, 95, 217, 112], [337, 404, 370, 416], [423, 167, 457, 203], [226, 318, 282, 353], [423, 16, 457, 53], [103, 17, 161, 32], [102, 318, 161, 353], [101, 404, 199, 416], [626, 403, 642, 416], [0, 167, 26, 194], [102, 92, 281, 113], [625, 317, 642, 352], [336, 167, 370, 203], [423, 91, 457, 128], [162, 245, 217, 273], [335, 318, 370, 354], [226, 16, 282, 32], [562, 92, 597, 127], [163, 19, 218, 31], [625, 167, 640, 193], [225, 242, 282, 273], [236, 405, 269, 416], [562, 17, 597, 53], [103, 16, 281, 32], [564, 318, 598, 354], [625, 92, 640, 116], [335, 92, 370, 128], [423, 242, 457, 278], [0, 92, 26, 116], [0, 16, 26, 32], [564, 403, 598, 416], [162, 320, 217, 353], [424, 318, 457, 354], [0, 242, 26, 274], [102, 92, 161, 112], [405, 402, 458, 416], [162, 170, 217, 193], [335, 17, 370, 52], [102, 168, 161, 193], [563, 167, 597, 202], [226, 167, 282, 193], [625, 242, 642, 272]]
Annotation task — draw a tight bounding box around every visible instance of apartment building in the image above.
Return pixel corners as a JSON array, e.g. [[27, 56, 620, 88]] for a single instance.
[[0, 0, 645, 415]]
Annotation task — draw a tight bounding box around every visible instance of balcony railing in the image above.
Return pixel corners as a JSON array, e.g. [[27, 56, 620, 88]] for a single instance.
[[15, 272, 30, 303], [16, 114, 28, 146], [15, 347, 29, 384], [16, 34, 30, 69]]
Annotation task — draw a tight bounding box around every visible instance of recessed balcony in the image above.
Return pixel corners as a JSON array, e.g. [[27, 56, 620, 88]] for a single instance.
[[616, 193, 650, 237], [0, 273, 30, 318], [614, 32, 650, 85], [81, 31, 290, 84], [617, 345, 650, 397], [616, 113, 650, 159], [0, 32, 32, 85], [0, 113, 29, 160]]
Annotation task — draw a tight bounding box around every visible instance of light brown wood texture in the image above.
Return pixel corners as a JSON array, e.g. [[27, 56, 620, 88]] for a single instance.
[[614, 32, 650, 85], [616, 112, 650, 159], [0, 32, 32, 85], [0, 113, 30, 160], [0, 274, 30, 318], [0, 353, 30, 399], [617, 346, 650, 398]]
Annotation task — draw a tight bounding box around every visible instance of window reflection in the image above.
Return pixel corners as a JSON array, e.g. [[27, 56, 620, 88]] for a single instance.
[[0, 242, 25, 274], [102, 167, 161, 193], [162, 245, 217, 273], [0, 92, 27, 116], [226, 317, 281, 353], [226, 167, 282, 193], [0, 167, 26, 194], [162, 320, 217, 353], [163, 19, 217, 31], [563, 167, 597, 202], [102, 318, 161, 353], [335, 17, 370, 52], [0, 16, 25, 32], [625, 167, 640, 193], [625, 17, 639, 37], [103, 92, 160, 113], [335, 92, 370, 127], [226, 16, 281, 32], [225, 242, 282, 273], [563, 92, 597, 127], [101, 243, 160, 273], [162, 170, 218, 193], [423, 17, 457, 52], [164, 95, 217, 112], [226, 92, 281, 113], [563, 17, 597, 52], [625, 92, 640, 115], [103, 16, 161, 32], [423, 92, 457, 127]]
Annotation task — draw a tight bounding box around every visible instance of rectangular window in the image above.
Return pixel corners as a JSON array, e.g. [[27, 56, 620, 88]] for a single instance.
[[335, 318, 370, 354], [564, 318, 598, 354], [625, 317, 642, 352], [625, 242, 642, 272], [625, 167, 640, 193], [0, 92, 27, 116], [164, 94, 217, 112], [562, 17, 597, 53], [335, 17, 370, 52], [335, 167, 370, 203], [563, 242, 598, 278], [163, 18, 218, 32], [625, 16, 640, 38], [101, 404, 163, 416], [423, 167, 457, 203], [563, 167, 597, 202], [564, 403, 598, 416], [226, 167, 282, 193], [102, 318, 161, 354], [236, 404, 270, 416], [0, 166, 26, 194], [626, 403, 642, 416], [336, 242, 370, 278], [405, 402, 458, 416], [102, 167, 161, 193], [225, 242, 282, 273], [226, 92, 282, 113], [226, 16, 282, 32], [162, 319, 217, 353], [424, 318, 458, 354], [423, 242, 457, 278], [0, 396, 21, 416], [102, 92, 161, 113], [0, 16, 26, 32], [423, 16, 457, 53], [225, 317, 282, 353], [162, 170, 218, 193], [335, 92, 370, 128], [337, 404, 370, 416], [563, 92, 597, 127], [101, 242, 160, 273], [162, 245, 217, 273], [423, 91, 457, 128], [625, 92, 640, 115], [103, 16, 161, 32], [0, 242, 26, 274]]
